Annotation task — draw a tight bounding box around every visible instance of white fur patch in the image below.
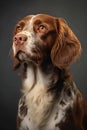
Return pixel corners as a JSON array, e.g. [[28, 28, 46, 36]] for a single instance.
[[23, 65, 35, 93], [22, 66, 53, 127], [12, 43, 16, 56]]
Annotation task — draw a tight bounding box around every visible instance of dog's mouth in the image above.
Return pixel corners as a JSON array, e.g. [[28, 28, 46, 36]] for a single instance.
[[16, 50, 43, 66], [16, 51, 28, 62]]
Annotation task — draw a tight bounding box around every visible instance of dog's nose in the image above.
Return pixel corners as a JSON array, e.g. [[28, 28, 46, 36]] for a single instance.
[[13, 34, 27, 46]]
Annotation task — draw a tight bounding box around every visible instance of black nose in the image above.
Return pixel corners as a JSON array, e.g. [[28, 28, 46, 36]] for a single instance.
[[13, 34, 27, 46]]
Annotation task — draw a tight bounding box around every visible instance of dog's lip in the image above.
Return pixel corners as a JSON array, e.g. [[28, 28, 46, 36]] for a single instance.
[[15, 51, 28, 64], [16, 51, 26, 59], [15, 50, 43, 65]]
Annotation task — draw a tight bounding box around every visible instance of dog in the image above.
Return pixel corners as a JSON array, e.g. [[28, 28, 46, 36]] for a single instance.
[[12, 14, 87, 130]]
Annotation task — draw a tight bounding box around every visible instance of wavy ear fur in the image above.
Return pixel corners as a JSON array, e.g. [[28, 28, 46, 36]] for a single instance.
[[51, 18, 82, 69]]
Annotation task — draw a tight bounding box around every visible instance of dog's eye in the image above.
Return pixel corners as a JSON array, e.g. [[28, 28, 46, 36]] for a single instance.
[[16, 25, 22, 32], [39, 25, 47, 33]]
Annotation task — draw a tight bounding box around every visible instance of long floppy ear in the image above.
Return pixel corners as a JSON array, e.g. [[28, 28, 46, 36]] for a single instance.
[[51, 18, 82, 69]]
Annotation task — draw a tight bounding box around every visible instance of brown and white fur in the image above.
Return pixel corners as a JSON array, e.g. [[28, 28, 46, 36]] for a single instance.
[[12, 14, 87, 130]]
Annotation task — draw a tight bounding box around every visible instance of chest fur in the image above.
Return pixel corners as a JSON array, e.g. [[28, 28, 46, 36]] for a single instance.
[[22, 66, 54, 125]]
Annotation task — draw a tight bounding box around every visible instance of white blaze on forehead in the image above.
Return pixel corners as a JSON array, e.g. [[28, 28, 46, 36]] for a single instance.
[[29, 14, 41, 25], [25, 14, 42, 30], [29, 15, 35, 28], [24, 15, 37, 31]]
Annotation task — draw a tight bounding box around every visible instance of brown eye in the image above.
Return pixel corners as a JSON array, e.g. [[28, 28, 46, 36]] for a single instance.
[[16, 25, 22, 32], [39, 25, 47, 33]]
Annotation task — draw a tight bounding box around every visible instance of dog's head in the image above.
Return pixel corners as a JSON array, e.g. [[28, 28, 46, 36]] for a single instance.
[[12, 14, 81, 70]]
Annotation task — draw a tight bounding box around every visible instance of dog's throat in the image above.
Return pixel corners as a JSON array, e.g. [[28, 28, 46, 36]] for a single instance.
[[22, 65, 55, 125], [22, 65, 36, 93]]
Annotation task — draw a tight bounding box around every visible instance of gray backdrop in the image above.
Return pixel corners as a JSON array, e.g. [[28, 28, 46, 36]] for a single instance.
[[1, 0, 87, 130]]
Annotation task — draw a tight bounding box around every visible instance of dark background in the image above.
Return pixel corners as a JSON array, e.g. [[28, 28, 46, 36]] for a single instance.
[[0, 0, 87, 130]]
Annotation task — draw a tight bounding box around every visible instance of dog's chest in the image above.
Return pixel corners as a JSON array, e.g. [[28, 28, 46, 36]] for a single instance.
[[18, 66, 75, 130], [18, 93, 70, 130], [19, 66, 55, 129]]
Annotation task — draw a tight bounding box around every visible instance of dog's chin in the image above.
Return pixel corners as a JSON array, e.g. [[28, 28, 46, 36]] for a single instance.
[[18, 52, 28, 62], [16, 51, 43, 66]]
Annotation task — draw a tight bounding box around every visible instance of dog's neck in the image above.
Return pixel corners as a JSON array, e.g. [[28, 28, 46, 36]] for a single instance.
[[22, 63, 57, 94], [21, 62, 72, 126], [22, 60, 71, 95]]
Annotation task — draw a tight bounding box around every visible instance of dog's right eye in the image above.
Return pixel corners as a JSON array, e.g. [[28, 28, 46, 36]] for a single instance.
[[16, 25, 22, 32], [16, 21, 25, 33]]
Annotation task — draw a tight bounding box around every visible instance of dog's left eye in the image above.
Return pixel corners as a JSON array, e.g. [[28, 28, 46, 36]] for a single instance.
[[38, 25, 47, 33]]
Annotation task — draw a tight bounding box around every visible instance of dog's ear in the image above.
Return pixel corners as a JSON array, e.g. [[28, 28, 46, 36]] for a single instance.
[[12, 56, 21, 70], [51, 18, 82, 69]]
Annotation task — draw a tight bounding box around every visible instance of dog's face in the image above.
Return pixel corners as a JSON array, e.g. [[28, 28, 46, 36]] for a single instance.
[[12, 14, 81, 69], [13, 14, 57, 68]]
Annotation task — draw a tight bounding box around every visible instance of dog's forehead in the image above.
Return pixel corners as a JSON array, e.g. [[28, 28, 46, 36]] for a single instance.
[[23, 14, 55, 25]]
